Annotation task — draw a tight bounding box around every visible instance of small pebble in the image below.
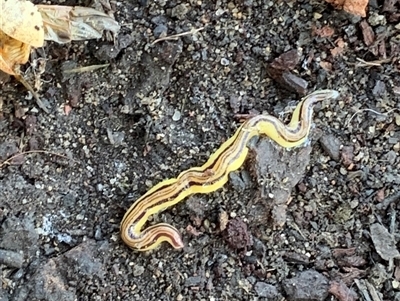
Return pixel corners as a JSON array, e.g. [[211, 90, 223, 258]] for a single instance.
[[220, 58, 230, 66], [154, 24, 168, 38], [172, 110, 181, 121], [0, 249, 24, 268], [319, 134, 341, 161]]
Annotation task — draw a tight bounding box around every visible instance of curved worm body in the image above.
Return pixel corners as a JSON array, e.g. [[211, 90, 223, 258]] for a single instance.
[[121, 89, 339, 251]]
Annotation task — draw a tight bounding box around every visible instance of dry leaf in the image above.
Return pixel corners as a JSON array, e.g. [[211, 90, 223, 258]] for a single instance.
[[37, 5, 120, 44], [325, 0, 368, 17], [1, 0, 44, 47]]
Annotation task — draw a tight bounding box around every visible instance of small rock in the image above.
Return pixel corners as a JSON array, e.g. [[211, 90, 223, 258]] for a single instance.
[[383, 150, 397, 165], [24, 115, 37, 135], [64, 240, 105, 278], [229, 95, 240, 113], [92, 31, 130, 61], [229, 172, 247, 190], [215, 8, 225, 16], [62, 192, 77, 207], [154, 24, 168, 38], [282, 270, 329, 301], [267, 50, 308, 94], [151, 15, 168, 25], [185, 275, 205, 287], [372, 80, 386, 96], [172, 110, 181, 121], [95, 44, 119, 61], [220, 58, 230, 66], [319, 134, 341, 161], [133, 265, 145, 276], [94, 225, 103, 240], [368, 12, 386, 26], [0, 141, 19, 161], [0, 215, 38, 255], [0, 249, 24, 268], [254, 282, 282, 298]]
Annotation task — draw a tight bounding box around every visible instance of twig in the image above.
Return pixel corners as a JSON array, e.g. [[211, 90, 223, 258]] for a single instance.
[[345, 108, 397, 126], [151, 27, 205, 45], [62, 64, 110, 75], [354, 57, 393, 67], [0, 150, 79, 168]]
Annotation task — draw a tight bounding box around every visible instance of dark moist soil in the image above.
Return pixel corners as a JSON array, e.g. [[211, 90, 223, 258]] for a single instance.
[[1, 1, 400, 301]]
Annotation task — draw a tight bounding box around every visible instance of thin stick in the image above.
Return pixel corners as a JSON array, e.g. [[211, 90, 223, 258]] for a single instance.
[[151, 27, 205, 45], [0, 150, 79, 168], [354, 57, 392, 67], [345, 108, 398, 126], [62, 64, 110, 75]]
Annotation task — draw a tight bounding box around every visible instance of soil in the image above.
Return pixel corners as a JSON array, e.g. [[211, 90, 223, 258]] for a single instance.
[[1, 0, 400, 301]]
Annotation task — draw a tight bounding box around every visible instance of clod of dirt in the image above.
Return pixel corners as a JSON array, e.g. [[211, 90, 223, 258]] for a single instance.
[[223, 217, 253, 250], [122, 41, 183, 114], [250, 139, 312, 228], [282, 270, 330, 301]]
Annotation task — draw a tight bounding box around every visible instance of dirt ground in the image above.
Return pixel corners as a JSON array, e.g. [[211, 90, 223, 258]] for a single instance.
[[1, 0, 400, 300]]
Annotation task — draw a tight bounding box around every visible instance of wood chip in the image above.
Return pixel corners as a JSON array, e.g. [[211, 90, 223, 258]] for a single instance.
[[359, 20, 375, 47]]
